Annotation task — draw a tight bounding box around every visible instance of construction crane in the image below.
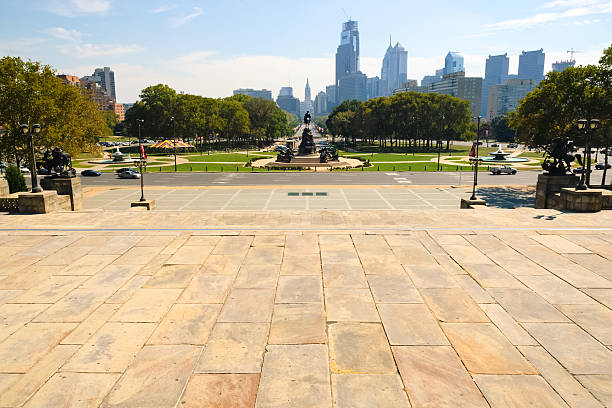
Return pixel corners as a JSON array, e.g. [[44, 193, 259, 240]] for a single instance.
[[567, 49, 582, 61]]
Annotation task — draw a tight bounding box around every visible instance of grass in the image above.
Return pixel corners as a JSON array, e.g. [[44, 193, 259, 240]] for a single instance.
[[519, 151, 545, 158], [337, 152, 438, 162]]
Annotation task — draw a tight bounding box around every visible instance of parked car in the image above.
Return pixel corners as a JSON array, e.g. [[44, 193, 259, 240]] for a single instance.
[[115, 167, 134, 174], [572, 167, 592, 174], [20, 166, 30, 174], [118, 170, 140, 179], [491, 143, 499, 147], [595, 162, 611, 170], [507, 143, 518, 148], [490, 165, 517, 175], [81, 169, 101, 177], [37, 168, 51, 175]]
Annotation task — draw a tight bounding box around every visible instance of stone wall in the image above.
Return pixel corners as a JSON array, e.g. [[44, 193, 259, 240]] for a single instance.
[[40, 177, 83, 211], [0, 178, 9, 198], [535, 174, 578, 209], [17, 191, 71, 214]]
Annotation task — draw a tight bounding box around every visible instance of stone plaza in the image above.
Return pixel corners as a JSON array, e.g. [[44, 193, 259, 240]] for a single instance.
[[0, 203, 611, 407]]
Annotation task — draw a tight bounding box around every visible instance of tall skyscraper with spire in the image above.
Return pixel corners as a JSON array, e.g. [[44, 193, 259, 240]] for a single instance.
[[335, 20, 367, 103], [305, 78, 311, 102], [381, 38, 408, 96]]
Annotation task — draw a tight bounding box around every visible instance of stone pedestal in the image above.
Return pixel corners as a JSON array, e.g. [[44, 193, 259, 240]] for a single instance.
[[560, 188, 603, 212], [460, 198, 487, 209], [40, 177, 83, 211], [535, 174, 578, 209], [0, 178, 9, 198], [130, 200, 156, 210], [18, 191, 71, 214]]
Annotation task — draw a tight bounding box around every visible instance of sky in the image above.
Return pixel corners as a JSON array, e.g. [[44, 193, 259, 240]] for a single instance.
[[1, 0, 610, 103]]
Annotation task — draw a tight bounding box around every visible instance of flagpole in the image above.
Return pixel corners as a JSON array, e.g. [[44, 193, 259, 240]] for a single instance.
[[470, 116, 481, 201], [137, 119, 146, 202]]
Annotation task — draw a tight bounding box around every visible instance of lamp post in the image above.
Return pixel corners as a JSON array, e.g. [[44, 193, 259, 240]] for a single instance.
[[169, 116, 177, 172], [21, 124, 42, 193], [137, 119, 146, 202], [576, 118, 600, 190], [470, 116, 482, 201]]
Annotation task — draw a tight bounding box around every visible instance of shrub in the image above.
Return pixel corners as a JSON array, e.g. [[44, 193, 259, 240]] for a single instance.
[[5, 165, 28, 194]]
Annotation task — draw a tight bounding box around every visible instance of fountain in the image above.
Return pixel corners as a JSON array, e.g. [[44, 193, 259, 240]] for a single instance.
[[481, 146, 529, 163]]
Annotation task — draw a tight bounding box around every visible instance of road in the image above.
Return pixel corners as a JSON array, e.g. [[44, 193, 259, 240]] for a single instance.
[[77, 170, 540, 187]]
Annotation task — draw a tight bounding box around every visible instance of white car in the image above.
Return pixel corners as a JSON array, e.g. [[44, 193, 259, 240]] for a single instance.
[[117, 170, 140, 179], [490, 165, 517, 175], [20, 167, 31, 174]]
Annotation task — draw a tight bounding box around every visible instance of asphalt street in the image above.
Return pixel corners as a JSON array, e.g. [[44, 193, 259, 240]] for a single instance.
[[77, 170, 540, 187]]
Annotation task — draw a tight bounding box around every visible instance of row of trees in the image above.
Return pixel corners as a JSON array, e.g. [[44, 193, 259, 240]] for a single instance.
[[124, 85, 294, 150], [0, 57, 108, 166], [325, 92, 474, 151], [510, 44, 612, 149]]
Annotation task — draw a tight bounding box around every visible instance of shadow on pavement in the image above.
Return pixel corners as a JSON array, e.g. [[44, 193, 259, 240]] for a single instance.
[[477, 187, 535, 209]]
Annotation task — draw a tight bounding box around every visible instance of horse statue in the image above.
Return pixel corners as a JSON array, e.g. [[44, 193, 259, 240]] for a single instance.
[[41, 147, 76, 178], [303, 111, 311, 127], [541, 138, 575, 176]]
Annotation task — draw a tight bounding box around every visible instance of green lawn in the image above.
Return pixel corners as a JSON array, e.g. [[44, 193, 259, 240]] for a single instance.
[[181, 153, 275, 163], [519, 151, 545, 158]]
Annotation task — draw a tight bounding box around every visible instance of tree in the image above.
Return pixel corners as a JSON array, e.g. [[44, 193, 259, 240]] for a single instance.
[[0, 56, 106, 164], [218, 100, 249, 148], [4, 165, 27, 193], [490, 115, 516, 143]]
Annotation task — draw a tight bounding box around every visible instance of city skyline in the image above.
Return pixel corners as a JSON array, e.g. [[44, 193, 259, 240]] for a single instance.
[[1, 0, 610, 102]]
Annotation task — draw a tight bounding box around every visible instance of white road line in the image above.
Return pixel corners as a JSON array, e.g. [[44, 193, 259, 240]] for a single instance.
[[262, 189, 275, 211], [178, 190, 208, 211], [339, 188, 353, 210], [221, 190, 242, 210], [374, 189, 394, 210], [386, 173, 399, 176]]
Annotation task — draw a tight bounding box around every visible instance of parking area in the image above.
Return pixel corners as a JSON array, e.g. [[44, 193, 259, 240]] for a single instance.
[[84, 186, 535, 211]]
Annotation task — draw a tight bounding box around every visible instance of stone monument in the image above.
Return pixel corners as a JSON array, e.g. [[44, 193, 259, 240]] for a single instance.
[[298, 111, 316, 156], [536, 138, 578, 209]]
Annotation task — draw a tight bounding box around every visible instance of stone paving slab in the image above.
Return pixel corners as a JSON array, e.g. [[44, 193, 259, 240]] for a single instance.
[[0, 209, 611, 406]]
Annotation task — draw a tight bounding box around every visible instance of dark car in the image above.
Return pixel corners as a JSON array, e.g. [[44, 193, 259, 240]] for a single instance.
[[572, 167, 593, 174], [115, 167, 134, 174], [491, 143, 499, 147], [595, 163, 611, 170], [81, 169, 101, 177], [37, 168, 51, 175]]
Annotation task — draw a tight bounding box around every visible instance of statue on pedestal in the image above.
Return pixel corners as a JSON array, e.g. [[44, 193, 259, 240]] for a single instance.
[[303, 111, 311, 127], [41, 148, 76, 178], [542, 138, 575, 176]]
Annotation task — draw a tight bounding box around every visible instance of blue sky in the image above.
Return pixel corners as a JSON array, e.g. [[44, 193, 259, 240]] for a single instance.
[[1, 0, 610, 102]]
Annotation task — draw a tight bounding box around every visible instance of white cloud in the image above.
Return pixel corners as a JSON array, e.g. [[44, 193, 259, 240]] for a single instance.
[[171, 7, 205, 27], [152, 5, 176, 14], [48, 0, 111, 16], [482, 0, 612, 31], [46, 27, 82, 43]]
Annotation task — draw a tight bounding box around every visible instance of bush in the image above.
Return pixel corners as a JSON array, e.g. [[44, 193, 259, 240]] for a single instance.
[[5, 165, 27, 194]]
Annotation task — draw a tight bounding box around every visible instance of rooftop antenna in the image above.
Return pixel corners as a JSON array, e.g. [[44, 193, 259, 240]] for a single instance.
[[341, 8, 350, 20], [567, 48, 582, 61]]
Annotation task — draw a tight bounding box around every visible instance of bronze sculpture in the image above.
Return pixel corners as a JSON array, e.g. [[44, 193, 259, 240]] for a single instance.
[[41, 148, 76, 178]]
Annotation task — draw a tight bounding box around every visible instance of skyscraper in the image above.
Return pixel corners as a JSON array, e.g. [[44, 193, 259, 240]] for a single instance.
[[381, 42, 408, 96], [305, 78, 311, 101], [335, 20, 366, 104], [367, 76, 382, 99], [276, 87, 300, 118], [314, 91, 327, 116], [326, 85, 338, 111], [552, 60, 575, 72], [443, 52, 464, 75], [482, 53, 509, 116], [92, 67, 116, 101], [518, 49, 545, 83], [300, 78, 314, 118], [233, 88, 273, 100]]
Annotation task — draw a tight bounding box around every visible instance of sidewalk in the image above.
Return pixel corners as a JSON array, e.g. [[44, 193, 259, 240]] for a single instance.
[[0, 208, 610, 407]]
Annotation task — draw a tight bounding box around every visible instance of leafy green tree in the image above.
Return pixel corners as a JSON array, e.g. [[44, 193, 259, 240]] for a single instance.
[[0, 56, 106, 164], [218, 99, 250, 148], [101, 111, 118, 136], [490, 115, 516, 143], [4, 165, 27, 193]]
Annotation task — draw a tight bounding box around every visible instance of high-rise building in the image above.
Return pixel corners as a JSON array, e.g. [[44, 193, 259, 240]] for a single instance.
[[381, 42, 408, 96], [429, 71, 482, 117], [112, 103, 125, 121], [233, 88, 273, 100], [443, 52, 464, 75], [487, 78, 537, 120], [422, 75, 441, 87], [314, 91, 327, 116], [482, 53, 510, 116], [91, 67, 116, 101], [552, 60, 575, 72], [276, 87, 300, 118], [367, 76, 382, 100], [326, 85, 338, 111], [305, 78, 311, 102], [338, 72, 367, 102], [518, 49, 545, 83], [335, 20, 360, 86]]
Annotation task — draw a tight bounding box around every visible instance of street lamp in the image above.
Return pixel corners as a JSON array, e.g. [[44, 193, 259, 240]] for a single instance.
[[21, 124, 42, 193], [136, 119, 146, 202], [170, 116, 177, 172], [576, 118, 599, 190], [470, 116, 482, 201]]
